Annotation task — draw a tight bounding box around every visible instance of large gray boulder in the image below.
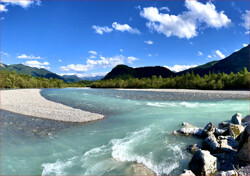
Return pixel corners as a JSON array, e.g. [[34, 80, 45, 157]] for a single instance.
[[203, 122, 216, 137], [229, 124, 244, 139], [231, 113, 242, 125], [189, 149, 218, 175], [179, 169, 195, 176], [242, 115, 250, 123], [172, 123, 203, 137], [218, 136, 238, 152], [237, 125, 249, 163], [218, 122, 230, 129], [202, 134, 220, 152]]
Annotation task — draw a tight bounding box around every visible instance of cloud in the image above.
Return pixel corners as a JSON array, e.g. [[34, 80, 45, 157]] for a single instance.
[[241, 10, 249, 33], [1, 0, 41, 12], [198, 51, 203, 56], [215, 50, 225, 59], [25, 60, 50, 69], [159, 6, 170, 12], [243, 44, 248, 47], [17, 54, 42, 59], [92, 25, 113, 35], [0, 4, 8, 12], [58, 59, 62, 63], [148, 54, 152, 57], [165, 64, 198, 72], [127, 56, 139, 64], [140, 0, 231, 39], [120, 49, 124, 52], [144, 40, 153, 45], [112, 22, 140, 34], [61, 54, 139, 72], [207, 55, 212, 59], [1, 51, 9, 57], [88, 50, 97, 55], [59, 72, 107, 78]]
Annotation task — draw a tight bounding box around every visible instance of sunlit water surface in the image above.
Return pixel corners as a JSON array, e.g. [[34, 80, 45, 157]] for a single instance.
[[1, 88, 249, 175]]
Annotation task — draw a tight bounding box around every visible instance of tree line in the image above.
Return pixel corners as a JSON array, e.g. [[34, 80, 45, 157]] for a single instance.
[[1, 70, 86, 88], [91, 68, 249, 90]]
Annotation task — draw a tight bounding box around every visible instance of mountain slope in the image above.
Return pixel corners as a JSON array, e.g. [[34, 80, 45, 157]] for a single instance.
[[104, 65, 175, 80], [179, 45, 249, 75]]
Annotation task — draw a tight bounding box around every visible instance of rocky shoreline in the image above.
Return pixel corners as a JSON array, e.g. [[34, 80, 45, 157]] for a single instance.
[[172, 113, 249, 176]]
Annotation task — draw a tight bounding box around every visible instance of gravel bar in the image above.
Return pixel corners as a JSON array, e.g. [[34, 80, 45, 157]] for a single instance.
[[1, 89, 105, 123]]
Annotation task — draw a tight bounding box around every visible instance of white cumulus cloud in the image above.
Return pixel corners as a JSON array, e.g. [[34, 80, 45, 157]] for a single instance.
[[1, 0, 41, 13], [88, 50, 97, 55], [241, 10, 249, 33], [17, 54, 42, 59], [198, 51, 203, 56], [243, 44, 248, 47], [164, 64, 198, 72], [60, 54, 138, 73], [112, 22, 140, 34], [25, 60, 50, 69], [159, 6, 170, 12], [92, 25, 113, 35], [140, 0, 231, 39], [215, 50, 225, 59], [144, 40, 153, 45]]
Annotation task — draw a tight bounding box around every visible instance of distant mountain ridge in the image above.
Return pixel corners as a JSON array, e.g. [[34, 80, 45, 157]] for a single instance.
[[103, 65, 175, 80], [104, 45, 249, 80]]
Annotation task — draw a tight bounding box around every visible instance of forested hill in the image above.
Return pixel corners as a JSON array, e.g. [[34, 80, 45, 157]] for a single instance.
[[103, 65, 175, 80], [0, 64, 82, 83], [179, 44, 249, 76]]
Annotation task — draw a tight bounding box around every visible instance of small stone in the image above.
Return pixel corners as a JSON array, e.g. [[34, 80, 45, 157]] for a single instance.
[[218, 122, 230, 130], [180, 169, 195, 176], [182, 122, 194, 128], [187, 144, 201, 154], [231, 113, 242, 125]]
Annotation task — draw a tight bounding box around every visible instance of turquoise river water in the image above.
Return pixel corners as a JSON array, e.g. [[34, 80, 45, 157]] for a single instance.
[[1, 88, 249, 175]]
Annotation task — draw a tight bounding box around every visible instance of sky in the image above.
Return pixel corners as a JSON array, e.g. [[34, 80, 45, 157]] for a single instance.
[[1, 0, 249, 77]]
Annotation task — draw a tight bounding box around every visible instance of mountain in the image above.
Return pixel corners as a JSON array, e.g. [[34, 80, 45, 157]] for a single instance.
[[1, 63, 82, 83], [103, 65, 175, 80], [81, 76, 104, 81], [179, 45, 249, 75], [61, 75, 82, 82]]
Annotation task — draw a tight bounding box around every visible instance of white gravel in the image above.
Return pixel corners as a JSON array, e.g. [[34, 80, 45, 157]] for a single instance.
[[1, 89, 105, 122]]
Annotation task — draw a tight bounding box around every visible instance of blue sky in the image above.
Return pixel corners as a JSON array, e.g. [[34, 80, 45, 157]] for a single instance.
[[1, 0, 249, 77]]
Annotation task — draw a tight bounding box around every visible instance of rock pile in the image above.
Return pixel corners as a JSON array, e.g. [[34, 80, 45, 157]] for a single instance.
[[173, 113, 249, 176]]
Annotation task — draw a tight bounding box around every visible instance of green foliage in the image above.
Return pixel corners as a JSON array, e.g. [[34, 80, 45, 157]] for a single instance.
[[1, 70, 87, 88], [91, 68, 250, 90]]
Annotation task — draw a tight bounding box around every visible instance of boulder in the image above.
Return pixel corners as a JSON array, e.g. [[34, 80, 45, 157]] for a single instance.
[[231, 113, 242, 125], [182, 122, 194, 128], [218, 122, 230, 130], [179, 169, 195, 176], [173, 127, 203, 137], [213, 151, 237, 171], [237, 125, 249, 163], [218, 170, 238, 176], [242, 115, 249, 122], [189, 149, 218, 175], [218, 136, 238, 152], [202, 134, 220, 152], [203, 122, 216, 137], [187, 144, 201, 154], [128, 163, 156, 175], [229, 124, 244, 139], [214, 128, 228, 137]]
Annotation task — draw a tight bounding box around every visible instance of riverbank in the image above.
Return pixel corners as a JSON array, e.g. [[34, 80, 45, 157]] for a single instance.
[[1, 89, 105, 122]]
